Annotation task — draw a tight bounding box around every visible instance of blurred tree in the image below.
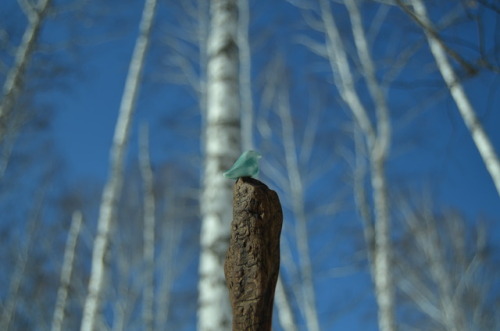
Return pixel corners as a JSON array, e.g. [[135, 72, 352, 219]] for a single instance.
[[0, 0, 52, 141], [51, 211, 82, 331], [80, 0, 157, 329], [0, 186, 46, 330], [397, 0, 500, 198], [198, 0, 241, 330], [257, 52, 351, 330], [238, 0, 254, 152], [138, 124, 155, 331], [0, 1, 499, 331], [314, 0, 395, 329], [395, 197, 500, 330], [264, 56, 321, 331]]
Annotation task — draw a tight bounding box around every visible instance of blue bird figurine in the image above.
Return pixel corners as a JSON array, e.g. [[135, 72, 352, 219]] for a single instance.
[[223, 150, 262, 179]]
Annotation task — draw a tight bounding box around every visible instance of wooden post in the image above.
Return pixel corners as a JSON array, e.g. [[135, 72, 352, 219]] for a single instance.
[[224, 177, 283, 331]]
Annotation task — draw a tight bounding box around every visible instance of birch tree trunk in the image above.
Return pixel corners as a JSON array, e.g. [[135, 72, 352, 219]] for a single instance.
[[0, 189, 46, 330], [344, 2, 394, 331], [139, 124, 155, 331], [238, 0, 253, 151], [0, 0, 52, 134], [395, 199, 493, 330], [198, 0, 240, 330], [274, 276, 298, 331], [318, 1, 395, 330], [80, 0, 157, 330], [278, 85, 320, 331], [51, 211, 83, 331], [401, 0, 500, 198]]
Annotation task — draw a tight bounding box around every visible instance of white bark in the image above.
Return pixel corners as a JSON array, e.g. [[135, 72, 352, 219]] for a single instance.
[[318, 1, 395, 330], [139, 124, 155, 331], [0, 0, 52, 129], [407, 0, 500, 198], [238, 0, 254, 151], [51, 211, 83, 331], [318, 0, 375, 147], [370, 159, 394, 331], [0, 188, 45, 330], [345, 0, 391, 161], [155, 194, 184, 330], [278, 85, 320, 331], [397, 200, 491, 330], [0, 0, 51, 181], [80, 0, 157, 330], [198, 0, 240, 330], [353, 125, 375, 261], [274, 275, 298, 331], [346, 2, 394, 330], [198, 0, 209, 128]]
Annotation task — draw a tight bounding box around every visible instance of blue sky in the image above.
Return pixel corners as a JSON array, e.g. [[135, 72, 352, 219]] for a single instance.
[[47, 1, 500, 221], [2, 0, 500, 330], [49, 0, 500, 326]]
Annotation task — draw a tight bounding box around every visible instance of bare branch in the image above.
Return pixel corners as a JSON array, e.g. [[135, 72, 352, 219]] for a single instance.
[[0, 0, 52, 139], [80, 0, 158, 329], [404, 0, 500, 198], [17, 0, 36, 18], [0, 187, 46, 330], [277, 85, 320, 331], [317, 0, 376, 146], [239, 0, 254, 151], [51, 211, 83, 331], [395, 194, 498, 330], [396, 0, 478, 76], [294, 35, 328, 57], [139, 123, 155, 331]]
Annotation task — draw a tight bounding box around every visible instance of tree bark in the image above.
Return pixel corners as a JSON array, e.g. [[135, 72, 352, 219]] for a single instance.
[[80, 0, 157, 330], [277, 82, 320, 331], [51, 211, 83, 331], [402, 0, 500, 198], [224, 177, 283, 331], [139, 123, 155, 331], [198, 0, 240, 330], [0, 0, 52, 132], [317, 1, 395, 330]]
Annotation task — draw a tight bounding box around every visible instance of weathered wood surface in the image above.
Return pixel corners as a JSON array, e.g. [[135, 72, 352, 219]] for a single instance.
[[224, 177, 283, 331]]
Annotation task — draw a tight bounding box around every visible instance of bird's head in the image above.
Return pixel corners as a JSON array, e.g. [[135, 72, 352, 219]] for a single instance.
[[247, 150, 262, 160]]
